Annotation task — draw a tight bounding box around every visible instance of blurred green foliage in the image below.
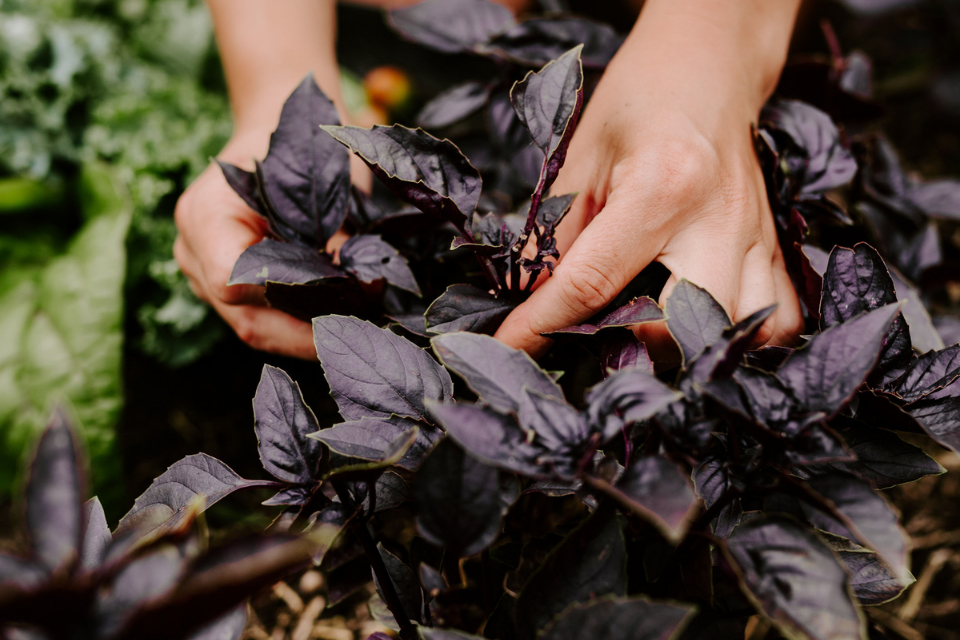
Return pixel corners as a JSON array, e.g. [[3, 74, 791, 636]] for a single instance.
[[0, 0, 232, 502]]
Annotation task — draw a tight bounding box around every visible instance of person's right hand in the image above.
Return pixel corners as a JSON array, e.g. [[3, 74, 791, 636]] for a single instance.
[[173, 137, 319, 360]]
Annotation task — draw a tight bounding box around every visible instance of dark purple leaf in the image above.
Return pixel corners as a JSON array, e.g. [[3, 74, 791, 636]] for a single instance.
[[0, 554, 45, 589], [312, 315, 453, 422], [97, 544, 186, 637], [888, 344, 960, 402], [311, 417, 418, 462], [510, 46, 583, 191], [321, 428, 419, 478], [185, 604, 247, 640], [533, 192, 577, 232], [519, 389, 587, 454], [260, 74, 349, 245], [80, 497, 111, 571], [687, 306, 776, 384], [261, 485, 314, 507], [824, 534, 914, 606], [725, 516, 863, 640], [387, 0, 515, 54], [549, 297, 663, 336], [339, 234, 419, 295], [216, 160, 265, 217], [228, 239, 343, 286], [586, 368, 682, 441], [427, 402, 543, 477], [421, 630, 483, 640], [253, 365, 324, 484], [614, 457, 697, 542], [692, 457, 732, 510], [480, 17, 624, 68], [890, 268, 943, 353], [827, 418, 944, 489], [116, 454, 276, 537], [264, 277, 367, 322], [819, 244, 912, 384], [907, 395, 960, 453], [776, 303, 900, 416], [515, 508, 627, 640], [414, 439, 504, 557], [432, 332, 562, 412], [664, 280, 730, 366], [540, 596, 694, 640], [801, 473, 910, 584], [416, 82, 491, 129], [365, 471, 411, 514], [857, 200, 941, 281], [425, 284, 514, 335], [321, 124, 481, 227], [601, 333, 654, 375], [372, 545, 422, 624], [840, 51, 873, 98], [906, 178, 960, 221], [394, 422, 443, 472], [761, 99, 857, 194], [26, 408, 83, 572]]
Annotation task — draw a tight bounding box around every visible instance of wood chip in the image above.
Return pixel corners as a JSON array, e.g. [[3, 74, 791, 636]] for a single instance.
[[299, 570, 325, 594], [901, 549, 952, 623], [292, 596, 326, 640], [869, 607, 924, 640], [273, 580, 305, 614]]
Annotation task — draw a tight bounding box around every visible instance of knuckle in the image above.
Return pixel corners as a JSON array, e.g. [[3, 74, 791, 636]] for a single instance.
[[233, 310, 263, 350], [749, 319, 776, 349], [557, 261, 619, 315]]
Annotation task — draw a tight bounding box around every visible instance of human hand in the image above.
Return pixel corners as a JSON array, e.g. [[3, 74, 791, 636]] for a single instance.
[[495, 0, 804, 361]]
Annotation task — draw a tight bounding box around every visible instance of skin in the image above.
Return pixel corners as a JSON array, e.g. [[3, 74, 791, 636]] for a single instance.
[[175, 0, 803, 361]]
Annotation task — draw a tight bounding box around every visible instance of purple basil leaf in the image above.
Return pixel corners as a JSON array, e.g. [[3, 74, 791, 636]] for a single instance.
[[820, 243, 912, 385], [420, 630, 483, 640], [26, 407, 83, 572], [906, 394, 960, 452], [416, 81, 491, 129], [364, 471, 411, 514], [586, 368, 683, 441], [80, 497, 111, 571], [824, 534, 914, 606], [425, 284, 514, 335], [184, 604, 247, 640], [761, 99, 857, 194], [253, 365, 324, 484], [427, 402, 544, 477], [510, 46, 584, 191], [116, 454, 277, 537], [264, 278, 367, 322], [261, 485, 314, 507], [97, 544, 187, 638], [549, 296, 663, 336], [387, 0, 515, 54], [515, 508, 627, 640], [856, 200, 941, 281], [887, 344, 960, 402], [687, 306, 776, 384], [601, 333, 654, 375], [321, 428, 420, 479], [732, 367, 794, 427], [229, 238, 344, 286], [906, 178, 960, 221], [890, 268, 944, 353], [479, 16, 624, 69], [216, 160, 265, 217], [339, 234, 420, 295], [615, 456, 697, 542], [664, 280, 730, 367], [312, 315, 454, 422], [372, 544, 423, 624], [260, 74, 350, 245], [396, 421, 444, 472], [539, 596, 694, 640], [840, 51, 873, 98], [532, 192, 577, 233], [519, 389, 588, 454], [432, 332, 563, 412], [321, 124, 481, 227], [777, 303, 901, 417], [414, 439, 504, 557], [725, 516, 863, 640], [0, 554, 46, 590], [310, 417, 418, 461], [800, 472, 910, 583], [826, 418, 944, 489]]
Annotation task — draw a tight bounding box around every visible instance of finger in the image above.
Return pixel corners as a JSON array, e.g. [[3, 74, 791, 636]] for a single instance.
[[767, 246, 804, 347], [632, 272, 682, 368], [173, 236, 207, 301], [495, 192, 667, 356], [734, 244, 779, 348], [188, 203, 269, 306], [211, 298, 317, 360]]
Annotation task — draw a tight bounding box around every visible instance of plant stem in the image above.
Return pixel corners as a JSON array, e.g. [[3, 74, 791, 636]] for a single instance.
[[333, 482, 418, 640], [457, 220, 502, 293]]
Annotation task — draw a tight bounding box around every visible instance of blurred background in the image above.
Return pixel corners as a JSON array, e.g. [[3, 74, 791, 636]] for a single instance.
[[0, 0, 959, 637]]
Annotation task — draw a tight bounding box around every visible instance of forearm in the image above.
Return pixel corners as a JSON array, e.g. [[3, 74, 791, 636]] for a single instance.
[[615, 0, 802, 124], [208, 0, 345, 155]]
